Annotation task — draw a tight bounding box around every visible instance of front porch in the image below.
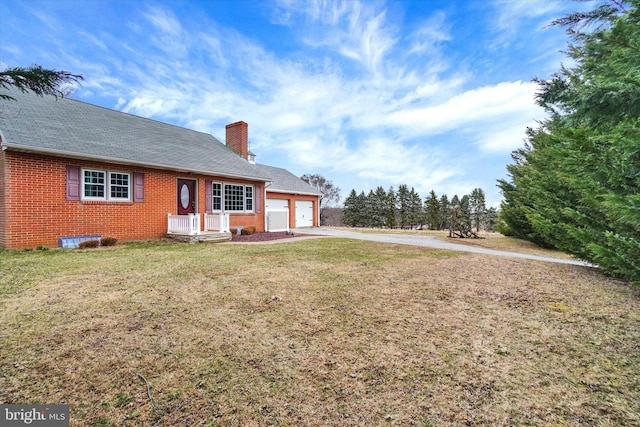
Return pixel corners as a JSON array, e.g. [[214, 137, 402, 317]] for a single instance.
[[166, 213, 232, 243]]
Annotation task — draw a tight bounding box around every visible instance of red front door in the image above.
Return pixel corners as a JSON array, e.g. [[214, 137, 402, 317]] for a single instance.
[[177, 179, 196, 215]]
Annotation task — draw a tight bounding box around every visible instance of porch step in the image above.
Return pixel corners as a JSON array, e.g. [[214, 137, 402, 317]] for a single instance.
[[166, 232, 232, 244]]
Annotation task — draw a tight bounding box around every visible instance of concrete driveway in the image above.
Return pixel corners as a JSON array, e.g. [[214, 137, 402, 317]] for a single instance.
[[293, 227, 593, 267]]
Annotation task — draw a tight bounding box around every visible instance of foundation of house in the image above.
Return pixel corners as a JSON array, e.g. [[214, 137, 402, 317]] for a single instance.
[[166, 231, 232, 244]]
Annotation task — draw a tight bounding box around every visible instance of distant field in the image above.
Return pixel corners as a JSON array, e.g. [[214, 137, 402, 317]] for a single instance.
[[1, 238, 638, 426]]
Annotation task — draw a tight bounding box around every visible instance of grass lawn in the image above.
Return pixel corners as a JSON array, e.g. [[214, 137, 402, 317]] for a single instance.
[[1, 238, 638, 426], [335, 227, 575, 259]]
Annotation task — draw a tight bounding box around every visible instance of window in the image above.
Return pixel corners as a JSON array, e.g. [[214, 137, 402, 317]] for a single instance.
[[82, 169, 130, 201], [110, 173, 130, 199], [84, 170, 105, 198], [223, 183, 254, 212], [212, 183, 222, 211], [245, 186, 253, 211]]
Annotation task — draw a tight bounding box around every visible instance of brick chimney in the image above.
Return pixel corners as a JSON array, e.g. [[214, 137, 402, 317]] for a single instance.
[[225, 121, 249, 160]]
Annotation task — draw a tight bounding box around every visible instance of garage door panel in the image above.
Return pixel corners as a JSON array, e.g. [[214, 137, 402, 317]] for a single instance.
[[266, 198, 288, 210], [266, 198, 290, 231], [295, 201, 313, 228], [267, 210, 289, 231]]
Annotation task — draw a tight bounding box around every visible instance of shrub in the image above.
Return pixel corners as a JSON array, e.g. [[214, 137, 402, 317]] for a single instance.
[[496, 218, 514, 236], [100, 237, 118, 247], [229, 227, 238, 235], [241, 226, 256, 235], [78, 240, 100, 249]]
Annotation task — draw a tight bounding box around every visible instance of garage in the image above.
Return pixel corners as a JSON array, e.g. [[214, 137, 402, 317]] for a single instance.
[[295, 200, 314, 228], [266, 198, 289, 231]]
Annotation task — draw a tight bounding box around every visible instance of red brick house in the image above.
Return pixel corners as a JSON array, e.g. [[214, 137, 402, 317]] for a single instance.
[[0, 89, 321, 249]]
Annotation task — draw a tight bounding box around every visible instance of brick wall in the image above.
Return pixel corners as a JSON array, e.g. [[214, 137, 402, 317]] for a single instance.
[[1, 151, 265, 249], [225, 121, 248, 160], [0, 148, 7, 248]]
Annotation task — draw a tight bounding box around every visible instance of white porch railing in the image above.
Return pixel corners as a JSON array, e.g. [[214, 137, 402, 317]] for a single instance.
[[167, 213, 201, 235], [204, 213, 230, 233]]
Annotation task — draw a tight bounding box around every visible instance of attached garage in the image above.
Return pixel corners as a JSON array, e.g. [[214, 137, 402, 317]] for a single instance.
[[254, 164, 321, 231], [266, 198, 290, 232], [295, 200, 314, 228]]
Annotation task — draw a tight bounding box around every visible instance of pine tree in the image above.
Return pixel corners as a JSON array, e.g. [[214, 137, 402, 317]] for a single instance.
[[497, 0, 640, 282], [407, 187, 423, 228], [424, 190, 440, 230], [1, 64, 83, 100], [438, 194, 450, 230], [469, 188, 486, 232], [342, 189, 360, 227], [396, 185, 411, 228]]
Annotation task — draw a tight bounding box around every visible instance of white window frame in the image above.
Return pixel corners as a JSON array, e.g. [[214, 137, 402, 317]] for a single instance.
[[82, 168, 131, 201], [212, 182, 222, 212], [222, 183, 255, 213], [245, 185, 254, 212]]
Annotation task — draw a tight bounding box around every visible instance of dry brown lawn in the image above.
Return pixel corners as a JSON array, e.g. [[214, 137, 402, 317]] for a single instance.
[[338, 227, 574, 259], [1, 238, 638, 426]]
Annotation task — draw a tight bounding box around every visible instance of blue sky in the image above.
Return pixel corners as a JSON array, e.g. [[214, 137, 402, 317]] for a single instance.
[[1, 0, 590, 207]]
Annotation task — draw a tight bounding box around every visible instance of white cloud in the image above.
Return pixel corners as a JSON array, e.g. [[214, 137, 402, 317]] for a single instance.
[[143, 6, 183, 36], [489, 0, 565, 36], [2, 0, 571, 207], [384, 81, 538, 136], [94, 1, 539, 204], [407, 11, 451, 56]]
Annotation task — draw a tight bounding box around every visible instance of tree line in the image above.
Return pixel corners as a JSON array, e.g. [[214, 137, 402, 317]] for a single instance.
[[498, 0, 639, 283], [342, 185, 497, 232]]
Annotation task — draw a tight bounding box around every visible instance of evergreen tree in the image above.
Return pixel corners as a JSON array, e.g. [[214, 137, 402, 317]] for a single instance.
[[355, 191, 367, 227], [396, 185, 411, 228], [424, 190, 440, 230], [438, 194, 450, 230], [385, 187, 397, 228], [449, 195, 460, 233], [342, 189, 360, 227], [407, 187, 423, 228], [1, 64, 83, 100], [458, 195, 472, 233], [371, 186, 389, 228], [484, 207, 499, 232], [469, 188, 487, 232], [498, 0, 640, 282]]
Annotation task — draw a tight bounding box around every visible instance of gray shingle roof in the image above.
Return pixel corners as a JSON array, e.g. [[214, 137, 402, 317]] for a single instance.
[[254, 163, 322, 196], [0, 88, 270, 181]]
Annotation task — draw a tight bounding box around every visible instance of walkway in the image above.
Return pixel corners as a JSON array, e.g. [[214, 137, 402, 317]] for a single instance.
[[293, 228, 593, 267]]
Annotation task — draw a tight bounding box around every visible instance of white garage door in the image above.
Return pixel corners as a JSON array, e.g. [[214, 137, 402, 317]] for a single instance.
[[266, 199, 289, 232], [266, 199, 289, 210], [295, 200, 314, 228]]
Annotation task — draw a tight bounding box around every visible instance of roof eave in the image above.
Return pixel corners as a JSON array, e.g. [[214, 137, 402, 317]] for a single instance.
[[266, 188, 322, 197]]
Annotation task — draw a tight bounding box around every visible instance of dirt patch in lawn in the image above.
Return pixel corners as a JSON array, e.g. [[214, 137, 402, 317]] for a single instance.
[[1, 239, 638, 426]]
